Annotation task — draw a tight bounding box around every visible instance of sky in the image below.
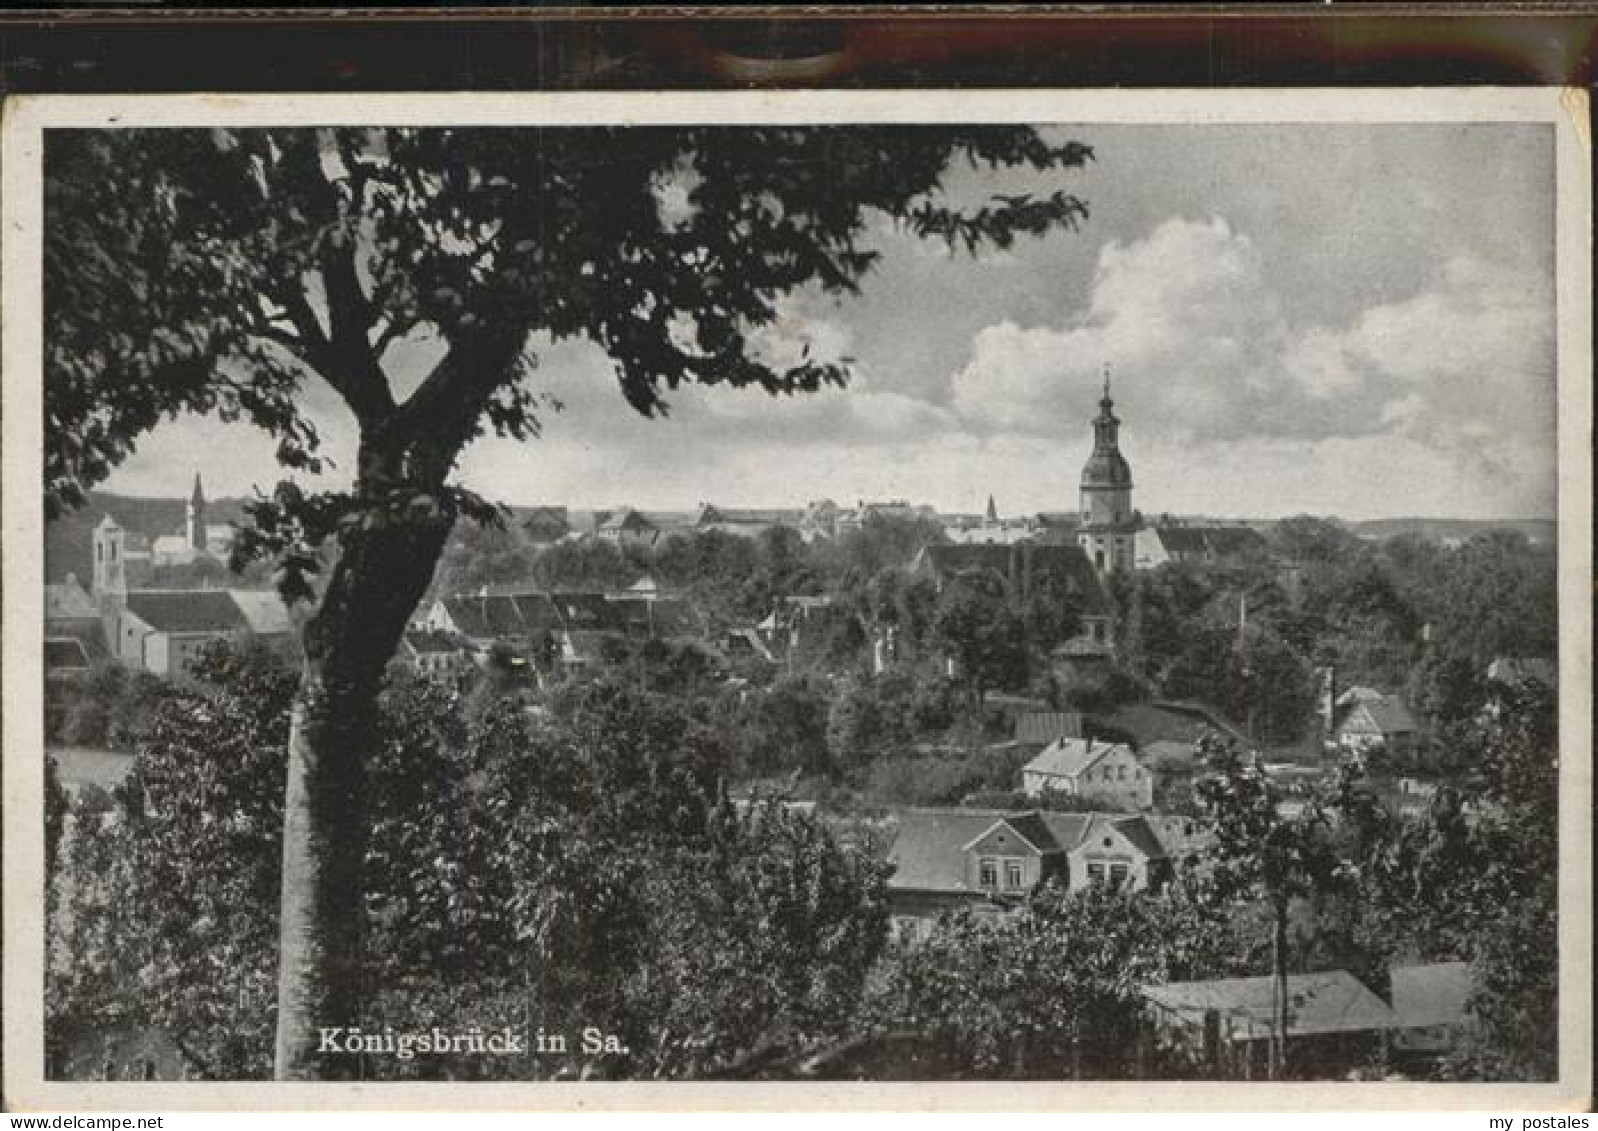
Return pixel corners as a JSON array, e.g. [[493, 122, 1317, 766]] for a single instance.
[[95, 122, 1558, 521]]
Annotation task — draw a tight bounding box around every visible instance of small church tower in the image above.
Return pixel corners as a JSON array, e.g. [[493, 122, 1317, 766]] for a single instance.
[[186, 472, 207, 551], [1076, 367, 1139, 576], [92, 513, 126, 599]]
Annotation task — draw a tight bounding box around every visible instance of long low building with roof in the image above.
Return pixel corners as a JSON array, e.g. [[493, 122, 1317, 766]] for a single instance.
[[1141, 969, 1401, 1078], [884, 806, 1190, 935]]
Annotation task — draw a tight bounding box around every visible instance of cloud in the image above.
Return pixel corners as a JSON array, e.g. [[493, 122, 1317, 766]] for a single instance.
[[948, 216, 1555, 508]]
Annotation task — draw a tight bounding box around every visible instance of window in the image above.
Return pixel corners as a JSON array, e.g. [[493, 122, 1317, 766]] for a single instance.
[[1087, 861, 1106, 885], [1005, 861, 1024, 891], [979, 858, 998, 889], [110, 543, 117, 561], [1117, 764, 1127, 781], [1109, 862, 1130, 888]]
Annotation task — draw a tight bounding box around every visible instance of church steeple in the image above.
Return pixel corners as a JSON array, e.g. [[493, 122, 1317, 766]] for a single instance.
[[1076, 365, 1139, 576], [1092, 364, 1122, 454], [186, 472, 206, 551]]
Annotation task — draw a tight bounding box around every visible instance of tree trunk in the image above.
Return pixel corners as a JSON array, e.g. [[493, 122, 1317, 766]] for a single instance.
[[273, 508, 453, 1080], [1271, 900, 1289, 1080]]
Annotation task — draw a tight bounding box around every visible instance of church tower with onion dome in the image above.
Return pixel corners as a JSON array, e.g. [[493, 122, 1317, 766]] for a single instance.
[[1076, 367, 1139, 576]]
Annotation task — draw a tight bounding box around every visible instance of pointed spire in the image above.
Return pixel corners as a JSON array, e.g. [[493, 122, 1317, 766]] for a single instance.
[[985, 494, 998, 522], [1100, 362, 1114, 409], [190, 472, 205, 506]]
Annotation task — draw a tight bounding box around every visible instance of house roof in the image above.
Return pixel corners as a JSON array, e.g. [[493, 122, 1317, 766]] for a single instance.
[[123, 590, 247, 634], [1339, 696, 1419, 737], [1071, 813, 1170, 861], [698, 505, 803, 526], [45, 637, 92, 670], [1014, 711, 1085, 746], [551, 592, 624, 631], [1107, 815, 1167, 860], [1151, 526, 1210, 554], [912, 543, 1108, 615], [597, 507, 655, 532], [961, 812, 1058, 856], [1024, 736, 1134, 781], [887, 808, 1098, 893], [521, 505, 570, 526], [437, 593, 562, 639], [402, 629, 473, 657], [45, 578, 99, 620], [1389, 962, 1473, 1029], [226, 589, 294, 635], [1142, 970, 1400, 1041], [1147, 524, 1267, 557], [1486, 657, 1556, 689], [1335, 685, 1386, 707]]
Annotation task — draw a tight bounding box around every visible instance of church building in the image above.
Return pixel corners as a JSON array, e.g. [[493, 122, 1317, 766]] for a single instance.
[[1076, 370, 1141, 576], [150, 473, 232, 568]]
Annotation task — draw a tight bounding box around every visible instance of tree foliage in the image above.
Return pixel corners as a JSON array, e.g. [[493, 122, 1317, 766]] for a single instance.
[[48, 643, 890, 1080]]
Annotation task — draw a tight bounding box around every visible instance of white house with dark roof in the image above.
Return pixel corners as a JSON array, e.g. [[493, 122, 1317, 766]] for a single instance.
[[1022, 736, 1153, 811], [113, 590, 250, 676], [1332, 692, 1420, 759], [884, 807, 1178, 934]]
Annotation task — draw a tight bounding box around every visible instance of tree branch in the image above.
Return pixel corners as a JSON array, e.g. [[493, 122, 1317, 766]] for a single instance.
[[394, 325, 530, 484]]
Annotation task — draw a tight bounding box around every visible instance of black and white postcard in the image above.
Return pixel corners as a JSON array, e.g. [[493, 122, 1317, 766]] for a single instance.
[[2, 88, 1590, 1111]]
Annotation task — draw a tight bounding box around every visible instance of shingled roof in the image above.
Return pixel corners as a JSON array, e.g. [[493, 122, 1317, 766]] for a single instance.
[[888, 808, 1149, 894], [1024, 736, 1135, 781], [1143, 970, 1400, 1041], [123, 590, 247, 634], [437, 593, 562, 639]]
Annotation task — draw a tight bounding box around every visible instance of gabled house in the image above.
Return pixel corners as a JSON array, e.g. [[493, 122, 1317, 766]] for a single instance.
[[1022, 736, 1153, 811], [114, 590, 250, 676], [1069, 813, 1171, 889], [425, 588, 707, 677], [399, 630, 478, 680], [425, 592, 563, 646], [1332, 693, 1420, 759], [885, 807, 1176, 933], [593, 507, 659, 547]]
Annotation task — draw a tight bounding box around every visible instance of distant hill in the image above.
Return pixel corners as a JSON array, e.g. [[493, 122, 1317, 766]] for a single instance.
[[45, 491, 253, 583], [1346, 517, 1556, 547]]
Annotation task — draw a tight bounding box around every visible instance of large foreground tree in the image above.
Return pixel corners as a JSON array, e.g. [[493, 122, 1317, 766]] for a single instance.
[[46, 124, 1091, 1077]]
